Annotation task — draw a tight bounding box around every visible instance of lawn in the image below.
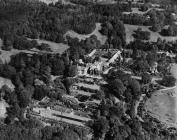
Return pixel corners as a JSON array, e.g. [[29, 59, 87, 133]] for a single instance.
[[145, 88, 177, 128], [64, 23, 107, 45], [0, 38, 69, 64], [125, 24, 177, 44], [145, 64, 177, 128], [35, 39, 70, 54], [123, 7, 164, 15], [38, 0, 57, 4], [38, 0, 76, 5], [0, 77, 15, 90], [0, 39, 37, 63], [96, 0, 117, 5]]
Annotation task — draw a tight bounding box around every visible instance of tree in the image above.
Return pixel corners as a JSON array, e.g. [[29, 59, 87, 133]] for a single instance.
[[40, 65, 51, 84], [5, 103, 21, 124], [128, 79, 141, 100], [52, 59, 65, 75], [2, 33, 14, 51], [130, 118, 143, 135], [64, 64, 78, 77], [53, 129, 80, 140], [18, 88, 31, 108], [127, 135, 137, 140], [91, 90, 105, 100], [63, 78, 75, 94], [112, 37, 122, 49], [0, 85, 12, 98], [142, 72, 152, 84], [33, 85, 49, 100], [1, 65, 16, 79], [133, 60, 150, 73], [133, 28, 150, 40], [54, 78, 66, 91], [124, 89, 133, 103], [34, 59, 40, 74], [11, 73, 23, 88], [92, 117, 109, 139], [109, 104, 124, 118], [139, 4, 148, 12], [109, 78, 126, 98], [38, 43, 52, 52], [160, 75, 176, 87], [105, 117, 123, 140], [68, 65, 77, 77], [41, 126, 53, 140], [150, 24, 161, 32], [23, 69, 34, 86]]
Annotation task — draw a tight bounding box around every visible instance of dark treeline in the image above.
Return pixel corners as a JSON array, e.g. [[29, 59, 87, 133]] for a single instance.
[[0, 121, 89, 140], [0, 1, 96, 48], [0, 0, 129, 51]]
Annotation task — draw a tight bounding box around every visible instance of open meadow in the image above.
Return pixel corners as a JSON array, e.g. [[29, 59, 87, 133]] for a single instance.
[[0, 38, 69, 64], [145, 64, 177, 128], [125, 24, 177, 44]]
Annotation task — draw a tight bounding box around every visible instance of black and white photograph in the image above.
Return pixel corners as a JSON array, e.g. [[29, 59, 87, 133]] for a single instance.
[[0, 0, 177, 139]]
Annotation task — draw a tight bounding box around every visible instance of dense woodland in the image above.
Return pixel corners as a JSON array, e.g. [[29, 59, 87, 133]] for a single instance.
[[0, 0, 177, 140]]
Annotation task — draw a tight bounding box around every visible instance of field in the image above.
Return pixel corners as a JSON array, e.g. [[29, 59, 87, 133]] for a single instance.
[[123, 8, 164, 15], [0, 39, 36, 63], [145, 64, 177, 128], [123, 8, 149, 15], [0, 77, 14, 90], [0, 99, 9, 118], [125, 24, 177, 44], [146, 0, 172, 4], [38, 0, 58, 4], [38, 0, 75, 5], [64, 23, 107, 45], [35, 39, 70, 54], [96, 0, 117, 4], [0, 38, 69, 64]]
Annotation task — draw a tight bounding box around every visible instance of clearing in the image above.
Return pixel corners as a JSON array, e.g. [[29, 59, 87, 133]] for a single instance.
[[0, 39, 36, 63], [125, 24, 177, 44], [34, 39, 69, 54], [123, 8, 164, 15], [0, 77, 15, 90], [64, 23, 107, 45], [145, 64, 177, 128], [0, 38, 69, 63], [96, 0, 117, 5], [38, 0, 75, 5]]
